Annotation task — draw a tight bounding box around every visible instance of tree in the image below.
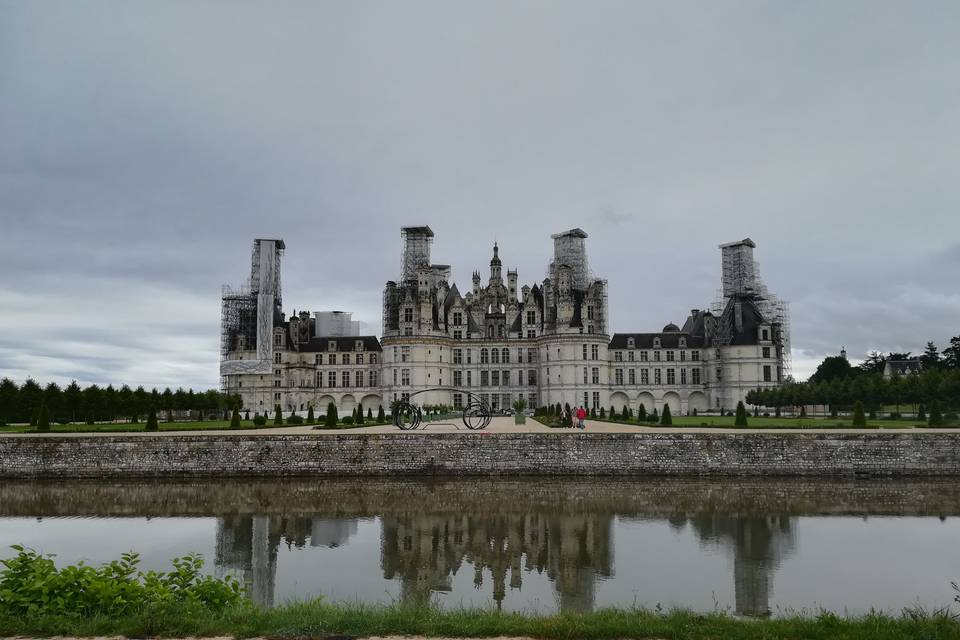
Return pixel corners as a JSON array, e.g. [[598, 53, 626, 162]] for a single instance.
[[63, 380, 82, 423], [799, 405, 807, 418], [918, 404, 927, 421], [355, 406, 364, 425], [921, 341, 941, 371], [367, 407, 373, 420], [928, 401, 944, 427], [563, 403, 572, 428], [660, 404, 672, 426], [274, 405, 283, 425], [37, 405, 50, 432], [326, 402, 338, 427], [809, 356, 854, 383], [377, 405, 385, 423], [943, 336, 960, 369], [852, 400, 866, 427], [599, 407, 606, 419], [859, 351, 887, 374], [306, 405, 315, 425], [230, 408, 241, 429], [0, 378, 17, 425], [734, 401, 748, 427], [145, 407, 159, 431]]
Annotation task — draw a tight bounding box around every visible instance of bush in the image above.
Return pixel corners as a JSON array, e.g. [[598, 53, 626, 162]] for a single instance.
[[377, 405, 385, 423], [287, 413, 304, 425], [326, 402, 338, 427], [342, 416, 354, 425], [354, 407, 364, 425], [660, 404, 672, 426], [928, 401, 944, 427], [37, 406, 50, 432], [273, 405, 283, 426], [852, 401, 866, 427], [252, 413, 267, 427], [230, 408, 241, 429], [638, 404, 647, 421], [734, 401, 748, 428], [599, 407, 606, 419], [306, 405, 315, 425], [145, 407, 158, 432], [0, 545, 244, 619]]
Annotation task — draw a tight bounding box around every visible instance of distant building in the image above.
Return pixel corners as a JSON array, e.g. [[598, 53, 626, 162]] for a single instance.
[[221, 228, 789, 415], [882, 358, 923, 379]]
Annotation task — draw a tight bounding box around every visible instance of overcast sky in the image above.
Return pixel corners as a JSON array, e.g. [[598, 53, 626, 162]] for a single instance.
[[1, 0, 958, 390]]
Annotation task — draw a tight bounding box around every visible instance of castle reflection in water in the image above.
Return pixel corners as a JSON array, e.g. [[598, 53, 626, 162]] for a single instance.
[[214, 510, 793, 616]]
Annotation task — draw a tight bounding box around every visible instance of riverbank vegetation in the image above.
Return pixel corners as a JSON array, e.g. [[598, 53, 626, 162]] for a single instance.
[[1, 547, 959, 638]]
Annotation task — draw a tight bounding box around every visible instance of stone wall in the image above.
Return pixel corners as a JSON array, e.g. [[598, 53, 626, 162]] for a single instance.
[[0, 432, 958, 478]]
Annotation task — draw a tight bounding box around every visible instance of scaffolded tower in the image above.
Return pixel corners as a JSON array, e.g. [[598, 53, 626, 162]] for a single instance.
[[220, 239, 285, 388], [548, 228, 592, 290], [711, 238, 791, 378], [400, 226, 434, 283]]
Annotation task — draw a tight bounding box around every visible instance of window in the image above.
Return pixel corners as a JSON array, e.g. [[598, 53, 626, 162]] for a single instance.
[[502, 370, 510, 386], [342, 371, 350, 387], [666, 368, 676, 385], [592, 392, 600, 409], [763, 365, 772, 382], [528, 392, 537, 409], [341, 353, 350, 365], [628, 351, 635, 362], [527, 310, 536, 324], [640, 351, 648, 362], [370, 353, 378, 364], [655, 369, 662, 385], [453, 393, 463, 409], [583, 367, 588, 384], [517, 348, 523, 363], [654, 351, 661, 362], [401, 392, 410, 403], [453, 330, 462, 339], [467, 371, 472, 386], [368, 371, 377, 387], [627, 337, 635, 348], [467, 349, 472, 364], [527, 348, 536, 362], [274, 333, 283, 346], [491, 371, 500, 386], [691, 350, 700, 361], [356, 353, 364, 365], [480, 348, 489, 364], [502, 348, 510, 363], [584, 392, 589, 408], [353, 370, 361, 386], [526, 329, 536, 338], [591, 367, 599, 384], [453, 349, 463, 364], [328, 371, 337, 387], [666, 350, 674, 362], [404, 308, 413, 322], [315, 371, 322, 387], [480, 370, 489, 386], [583, 344, 588, 360], [401, 369, 410, 385], [453, 311, 463, 326], [680, 351, 686, 362], [275, 352, 282, 364], [274, 392, 280, 401], [680, 368, 687, 384], [615, 368, 623, 385], [762, 329, 769, 340], [404, 327, 413, 336], [591, 345, 599, 360], [641, 368, 649, 384], [527, 370, 537, 386], [587, 305, 594, 320], [275, 368, 282, 376], [628, 369, 636, 385], [491, 348, 500, 364], [401, 346, 410, 362], [588, 324, 594, 334], [497, 325, 504, 338], [453, 370, 462, 386], [762, 347, 771, 358], [274, 379, 281, 387], [615, 351, 623, 362], [692, 368, 701, 384]]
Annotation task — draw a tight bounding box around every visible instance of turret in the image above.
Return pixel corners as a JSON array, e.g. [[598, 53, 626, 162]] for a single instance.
[[507, 269, 518, 301], [472, 271, 481, 294], [489, 242, 502, 284]]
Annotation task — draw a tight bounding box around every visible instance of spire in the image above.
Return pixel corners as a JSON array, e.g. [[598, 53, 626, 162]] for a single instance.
[[490, 242, 501, 266]]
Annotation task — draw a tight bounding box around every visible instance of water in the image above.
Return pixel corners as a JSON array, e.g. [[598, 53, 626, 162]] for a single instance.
[[1, 477, 958, 617]]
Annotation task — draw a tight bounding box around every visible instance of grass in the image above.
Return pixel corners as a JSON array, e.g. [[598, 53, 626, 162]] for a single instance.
[[0, 420, 297, 434], [1, 600, 958, 639], [533, 415, 938, 430]]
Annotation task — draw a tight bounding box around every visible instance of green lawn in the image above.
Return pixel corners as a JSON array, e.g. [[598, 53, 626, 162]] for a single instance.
[[572, 415, 941, 429], [0, 420, 296, 434]]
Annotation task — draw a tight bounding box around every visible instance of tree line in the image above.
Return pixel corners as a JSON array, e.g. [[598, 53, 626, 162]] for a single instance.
[[0, 378, 241, 425]]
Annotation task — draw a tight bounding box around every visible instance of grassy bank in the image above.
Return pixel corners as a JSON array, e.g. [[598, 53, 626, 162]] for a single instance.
[[3, 600, 959, 639], [0, 420, 294, 433], [534, 415, 938, 429]]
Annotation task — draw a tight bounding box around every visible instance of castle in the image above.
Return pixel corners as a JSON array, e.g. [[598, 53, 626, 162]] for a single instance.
[[220, 228, 788, 417]]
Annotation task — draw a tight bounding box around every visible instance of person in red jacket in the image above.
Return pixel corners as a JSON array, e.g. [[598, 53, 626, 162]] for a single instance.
[[577, 405, 587, 429]]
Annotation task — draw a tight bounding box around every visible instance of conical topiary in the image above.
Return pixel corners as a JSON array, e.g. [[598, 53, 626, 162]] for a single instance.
[[230, 408, 241, 429], [852, 400, 866, 427], [326, 402, 338, 427], [145, 407, 158, 432], [928, 401, 944, 427], [660, 404, 672, 426], [37, 405, 50, 432], [735, 401, 748, 427], [306, 405, 315, 425], [274, 405, 283, 425], [377, 405, 385, 423]]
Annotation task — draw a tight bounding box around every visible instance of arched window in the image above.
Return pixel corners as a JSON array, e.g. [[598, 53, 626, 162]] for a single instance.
[[480, 348, 489, 364], [501, 348, 510, 363], [491, 348, 500, 364]]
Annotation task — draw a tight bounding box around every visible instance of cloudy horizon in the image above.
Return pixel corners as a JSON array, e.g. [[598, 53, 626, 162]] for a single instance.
[[2, 1, 958, 390]]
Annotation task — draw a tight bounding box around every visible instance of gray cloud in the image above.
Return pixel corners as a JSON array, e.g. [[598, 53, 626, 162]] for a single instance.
[[1, 0, 958, 387]]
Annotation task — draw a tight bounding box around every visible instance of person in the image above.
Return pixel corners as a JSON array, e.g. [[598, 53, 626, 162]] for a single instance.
[[577, 405, 587, 429]]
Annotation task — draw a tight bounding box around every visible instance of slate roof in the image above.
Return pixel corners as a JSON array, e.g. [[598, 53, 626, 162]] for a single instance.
[[298, 336, 382, 352]]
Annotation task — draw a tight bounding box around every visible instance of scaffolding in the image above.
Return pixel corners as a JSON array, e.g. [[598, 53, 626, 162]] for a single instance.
[[548, 228, 592, 290], [401, 226, 433, 283]]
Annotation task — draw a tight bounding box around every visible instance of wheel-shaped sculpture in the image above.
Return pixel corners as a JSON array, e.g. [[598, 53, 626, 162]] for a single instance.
[[392, 402, 422, 431], [461, 398, 492, 431]]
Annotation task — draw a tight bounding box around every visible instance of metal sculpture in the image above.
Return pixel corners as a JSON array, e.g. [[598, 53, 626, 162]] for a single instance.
[[392, 388, 492, 431]]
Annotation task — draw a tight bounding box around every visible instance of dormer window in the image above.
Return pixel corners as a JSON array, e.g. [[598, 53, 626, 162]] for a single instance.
[[761, 328, 770, 341], [679, 337, 687, 348], [653, 337, 661, 348], [355, 340, 364, 352], [328, 340, 337, 351], [627, 337, 635, 349]]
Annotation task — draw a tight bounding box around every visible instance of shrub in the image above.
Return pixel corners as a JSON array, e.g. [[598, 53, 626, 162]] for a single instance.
[[230, 408, 241, 429], [928, 401, 944, 427], [660, 404, 672, 426], [377, 405, 385, 422], [252, 413, 266, 426], [609, 406, 616, 420], [29, 408, 38, 427], [638, 404, 647, 421], [562, 403, 572, 428], [342, 416, 354, 425], [852, 401, 866, 427], [734, 401, 748, 427], [354, 407, 364, 425], [367, 407, 373, 420], [326, 402, 338, 427], [145, 407, 158, 432], [273, 405, 283, 426], [306, 405, 315, 425], [37, 406, 50, 432], [599, 407, 606, 419], [287, 413, 304, 425], [0, 545, 244, 619]]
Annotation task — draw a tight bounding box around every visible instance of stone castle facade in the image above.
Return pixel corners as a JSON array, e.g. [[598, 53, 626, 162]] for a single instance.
[[221, 227, 787, 417]]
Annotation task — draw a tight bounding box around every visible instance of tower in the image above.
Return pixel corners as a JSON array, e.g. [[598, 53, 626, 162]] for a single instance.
[[400, 226, 434, 284], [489, 242, 502, 284]]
